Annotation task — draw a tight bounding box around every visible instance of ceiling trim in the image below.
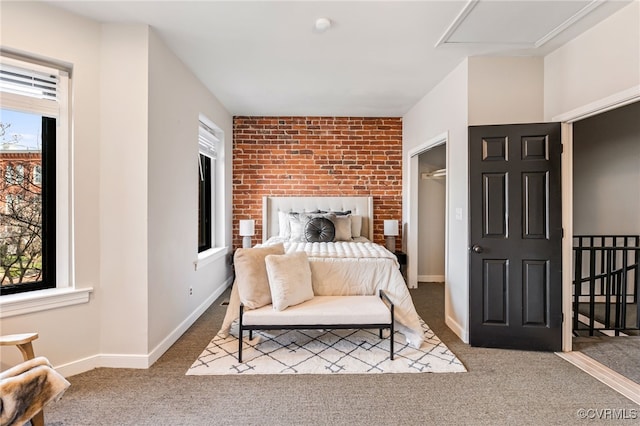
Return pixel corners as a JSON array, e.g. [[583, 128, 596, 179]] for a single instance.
[[534, 0, 604, 48], [434, 0, 478, 48]]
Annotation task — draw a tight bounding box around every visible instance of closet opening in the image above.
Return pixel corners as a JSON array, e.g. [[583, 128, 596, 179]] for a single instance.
[[417, 144, 446, 284]]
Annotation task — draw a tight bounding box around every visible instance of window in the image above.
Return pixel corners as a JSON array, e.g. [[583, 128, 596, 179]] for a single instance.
[[33, 165, 42, 185], [198, 153, 212, 252], [5, 164, 25, 184], [197, 119, 220, 253], [0, 56, 66, 295]]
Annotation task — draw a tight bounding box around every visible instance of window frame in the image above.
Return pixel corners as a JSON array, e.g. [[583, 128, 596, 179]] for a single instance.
[[198, 152, 212, 253], [0, 55, 71, 297], [197, 118, 221, 255]]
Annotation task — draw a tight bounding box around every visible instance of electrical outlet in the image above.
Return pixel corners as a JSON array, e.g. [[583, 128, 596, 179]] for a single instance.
[[189, 287, 193, 296]]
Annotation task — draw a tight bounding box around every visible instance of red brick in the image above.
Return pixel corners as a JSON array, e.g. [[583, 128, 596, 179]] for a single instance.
[[232, 116, 403, 249]]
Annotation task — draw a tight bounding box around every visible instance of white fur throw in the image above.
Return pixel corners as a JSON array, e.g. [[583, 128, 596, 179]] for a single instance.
[[0, 356, 70, 426]]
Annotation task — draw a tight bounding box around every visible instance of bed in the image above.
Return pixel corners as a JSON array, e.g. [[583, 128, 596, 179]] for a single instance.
[[218, 196, 424, 348]]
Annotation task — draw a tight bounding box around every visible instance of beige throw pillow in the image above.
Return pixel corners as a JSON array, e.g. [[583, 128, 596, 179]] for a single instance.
[[234, 243, 285, 309], [350, 214, 363, 238], [265, 251, 314, 311], [332, 215, 352, 241]]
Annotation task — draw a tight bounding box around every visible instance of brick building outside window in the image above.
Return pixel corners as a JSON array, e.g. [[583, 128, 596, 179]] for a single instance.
[[0, 149, 43, 286]]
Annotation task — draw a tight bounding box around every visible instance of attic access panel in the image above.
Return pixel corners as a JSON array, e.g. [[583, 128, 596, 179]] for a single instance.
[[439, 0, 600, 48]]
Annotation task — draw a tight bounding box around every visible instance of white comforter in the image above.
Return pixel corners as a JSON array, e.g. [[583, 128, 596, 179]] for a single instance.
[[219, 240, 425, 348]]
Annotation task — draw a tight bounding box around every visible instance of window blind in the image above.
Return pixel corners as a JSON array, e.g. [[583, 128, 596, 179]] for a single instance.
[[0, 63, 58, 101], [0, 57, 63, 117], [198, 121, 218, 159]]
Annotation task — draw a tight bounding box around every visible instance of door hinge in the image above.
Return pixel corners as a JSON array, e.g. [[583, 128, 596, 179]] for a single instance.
[[561, 144, 564, 153], [561, 228, 564, 238]]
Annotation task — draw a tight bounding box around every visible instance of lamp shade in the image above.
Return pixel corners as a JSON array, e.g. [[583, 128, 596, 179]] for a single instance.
[[383, 220, 399, 236], [239, 219, 255, 237]]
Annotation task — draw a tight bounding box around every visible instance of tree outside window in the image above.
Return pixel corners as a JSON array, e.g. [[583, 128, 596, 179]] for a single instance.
[[0, 116, 49, 290]]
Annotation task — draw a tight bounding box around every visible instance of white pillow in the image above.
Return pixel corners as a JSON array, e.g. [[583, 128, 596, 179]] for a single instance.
[[332, 215, 352, 241], [288, 213, 306, 242], [265, 251, 314, 311], [278, 211, 291, 238]]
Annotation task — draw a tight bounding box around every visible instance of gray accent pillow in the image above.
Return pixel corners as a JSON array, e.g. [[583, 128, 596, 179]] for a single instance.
[[304, 217, 335, 242]]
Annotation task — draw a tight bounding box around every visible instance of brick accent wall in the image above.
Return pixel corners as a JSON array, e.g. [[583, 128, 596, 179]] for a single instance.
[[232, 116, 403, 250]]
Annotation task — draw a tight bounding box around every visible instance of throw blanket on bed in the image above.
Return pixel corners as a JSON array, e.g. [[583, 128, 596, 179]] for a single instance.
[[0, 356, 70, 426], [283, 241, 400, 261], [219, 241, 425, 348]]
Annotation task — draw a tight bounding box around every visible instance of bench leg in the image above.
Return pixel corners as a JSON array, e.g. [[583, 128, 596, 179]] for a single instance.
[[30, 411, 44, 426], [389, 324, 394, 360], [238, 325, 243, 363]]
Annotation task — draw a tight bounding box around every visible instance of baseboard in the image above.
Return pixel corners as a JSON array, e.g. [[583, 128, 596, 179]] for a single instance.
[[54, 354, 101, 378], [147, 277, 232, 366], [446, 314, 468, 343], [417, 275, 445, 283], [56, 353, 153, 377], [557, 351, 640, 405], [55, 276, 233, 377]]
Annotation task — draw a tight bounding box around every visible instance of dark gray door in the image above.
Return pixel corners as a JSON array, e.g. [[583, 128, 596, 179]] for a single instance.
[[469, 123, 562, 351]]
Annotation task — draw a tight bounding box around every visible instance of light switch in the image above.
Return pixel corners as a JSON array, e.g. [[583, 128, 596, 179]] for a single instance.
[[455, 207, 463, 221]]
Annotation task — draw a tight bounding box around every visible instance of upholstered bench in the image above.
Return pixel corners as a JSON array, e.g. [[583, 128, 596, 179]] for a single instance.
[[238, 290, 394, 362]]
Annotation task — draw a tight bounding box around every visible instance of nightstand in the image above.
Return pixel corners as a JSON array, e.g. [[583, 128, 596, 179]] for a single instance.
[[394, 251, 407, 281]]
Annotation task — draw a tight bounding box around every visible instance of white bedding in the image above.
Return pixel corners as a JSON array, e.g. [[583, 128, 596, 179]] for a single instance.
[[218, 239, 425, 348]]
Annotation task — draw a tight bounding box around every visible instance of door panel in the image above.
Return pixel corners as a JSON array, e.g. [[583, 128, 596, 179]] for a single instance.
[[469, 123, 562, 351], [483, 173, 508, 237], [522, 260, 548, 325], [483, 259, 508, 324], [522, 172, 548, 238]]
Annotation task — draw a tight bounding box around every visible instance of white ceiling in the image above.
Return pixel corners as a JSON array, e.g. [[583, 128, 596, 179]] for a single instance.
[[46, 0, 631, 117]]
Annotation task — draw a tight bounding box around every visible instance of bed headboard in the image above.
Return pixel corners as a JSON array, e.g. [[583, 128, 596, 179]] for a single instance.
[[262, 196, 374, 243]]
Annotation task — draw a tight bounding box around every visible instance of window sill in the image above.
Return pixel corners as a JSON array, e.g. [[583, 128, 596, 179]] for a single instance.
[[194, 246, 228, 271], [0, 287, 93, 319]]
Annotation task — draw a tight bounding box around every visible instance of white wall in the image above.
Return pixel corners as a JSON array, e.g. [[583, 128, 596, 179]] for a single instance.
[[404, 56, 545, 342], [468, 56, 544, 125], [403, 59, 469, 341], [544, 1, 640, 120], [99, 24, 150, 358], [0, 3, 233, 374], [1, 1, 103, 371], [147, 29, 233, 353], [573, 101, 640, 235]]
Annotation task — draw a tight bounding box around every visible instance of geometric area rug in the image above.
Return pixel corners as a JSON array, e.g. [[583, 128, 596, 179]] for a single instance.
[[186, 318, 466, 375]]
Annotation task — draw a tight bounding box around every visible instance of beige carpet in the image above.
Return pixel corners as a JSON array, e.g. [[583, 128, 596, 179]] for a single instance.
[[187, 318, 466, 375], [42, 283, 640, 426]]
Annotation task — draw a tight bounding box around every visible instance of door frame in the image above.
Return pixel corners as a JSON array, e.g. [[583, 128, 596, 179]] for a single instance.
[[555, 85, 640, 352], [407, 131, 449, 290]]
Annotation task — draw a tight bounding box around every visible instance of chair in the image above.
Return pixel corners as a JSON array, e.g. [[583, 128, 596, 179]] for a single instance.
[[0, 333, 45, 426]]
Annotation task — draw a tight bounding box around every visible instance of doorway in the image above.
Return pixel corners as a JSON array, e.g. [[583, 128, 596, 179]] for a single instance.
[[407, 132, 449, 291], [418, 144, 446, 283], [563, 100, 640, 397], [572, 101, 640, 339]]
